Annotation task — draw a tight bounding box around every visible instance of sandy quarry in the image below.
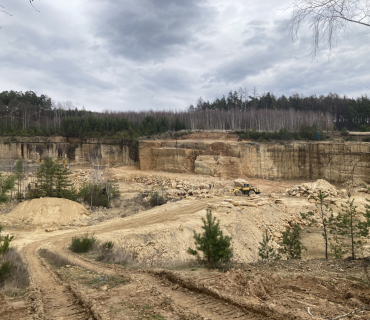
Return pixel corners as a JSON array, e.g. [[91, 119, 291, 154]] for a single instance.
[[0, 162, 370, 319]]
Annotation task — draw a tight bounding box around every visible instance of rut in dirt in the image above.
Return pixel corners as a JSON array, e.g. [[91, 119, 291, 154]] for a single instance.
[[50, 248, 262, 320], [40, 283, 90, 320], [24, 244, 95, 320]]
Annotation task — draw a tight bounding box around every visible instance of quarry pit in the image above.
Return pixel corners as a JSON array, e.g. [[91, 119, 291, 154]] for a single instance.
[[1, 132, 370, 320]]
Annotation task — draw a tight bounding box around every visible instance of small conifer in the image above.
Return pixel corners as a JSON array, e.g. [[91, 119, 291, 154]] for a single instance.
[[188, 209, 233, 267], [258, 230, 281, 261]]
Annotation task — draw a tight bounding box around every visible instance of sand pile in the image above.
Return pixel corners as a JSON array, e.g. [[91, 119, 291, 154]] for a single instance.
[[1, 198, 89, 227], [285, 179, 341, 199], [310, 179, 336, 190]]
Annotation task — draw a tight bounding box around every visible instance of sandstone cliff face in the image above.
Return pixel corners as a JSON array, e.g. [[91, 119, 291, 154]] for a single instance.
[[139, 140, 370, 183], [0, 136, 138, 166], [1, 136, 369, 183]]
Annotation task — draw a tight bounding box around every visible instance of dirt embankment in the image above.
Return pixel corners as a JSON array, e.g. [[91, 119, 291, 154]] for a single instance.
[[1, 165, 370, 319]]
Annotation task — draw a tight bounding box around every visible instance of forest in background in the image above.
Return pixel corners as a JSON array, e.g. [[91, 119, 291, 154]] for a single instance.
[[0, 90, 369, 140]]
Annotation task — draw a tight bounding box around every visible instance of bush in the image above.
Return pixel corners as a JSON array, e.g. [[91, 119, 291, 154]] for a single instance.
[[0, 172, 15, 203], [0, 261, 12, 284], [78, 181, 119, 208], [69, 233, 98, 253], [96, 245, 137, 266], [258, 230, 281, 261], [0, 249, 29, 289], [150, 191, 166, 207], [279, 224, 306, 259], [340, 127, 349, 136], [102, 241, 115, 252], [188, 209, 233, 267]]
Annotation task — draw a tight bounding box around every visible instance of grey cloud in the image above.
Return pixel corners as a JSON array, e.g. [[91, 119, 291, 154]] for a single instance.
[[0, 0, 369, 112], [144, 67, 193, 92], [92, 0, 215, 62]]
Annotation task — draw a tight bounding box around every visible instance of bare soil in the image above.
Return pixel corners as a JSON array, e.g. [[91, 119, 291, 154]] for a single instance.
[[0, 166, 369, 319]]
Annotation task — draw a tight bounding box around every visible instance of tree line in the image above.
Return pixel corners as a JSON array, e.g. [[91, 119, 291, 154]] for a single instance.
[[191, 89, 370, 131], [1, 90, 369, 139]]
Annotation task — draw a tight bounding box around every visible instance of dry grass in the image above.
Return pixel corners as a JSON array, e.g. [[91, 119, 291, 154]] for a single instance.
[[0, 248, 29, 290], [96, 245, 138, 266], [95, 243, 201, 270], [39, 249, 75, 268]]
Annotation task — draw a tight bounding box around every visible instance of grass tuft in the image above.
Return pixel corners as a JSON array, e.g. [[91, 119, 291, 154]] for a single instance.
[[69, 233, 98, 253]]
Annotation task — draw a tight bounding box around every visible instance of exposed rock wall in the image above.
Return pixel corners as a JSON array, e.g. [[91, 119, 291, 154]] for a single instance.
[[139, 140, 370, 183], [0, 136, 138, 166], [1, 136, 369, 183]]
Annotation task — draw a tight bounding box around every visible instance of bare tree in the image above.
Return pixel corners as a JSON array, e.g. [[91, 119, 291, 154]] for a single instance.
[[288, 0, 370, 57]]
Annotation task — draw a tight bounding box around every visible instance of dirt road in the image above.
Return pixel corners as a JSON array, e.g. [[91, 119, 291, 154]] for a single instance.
[[9, 195, 369, 320], [21, 198, 262, 320]]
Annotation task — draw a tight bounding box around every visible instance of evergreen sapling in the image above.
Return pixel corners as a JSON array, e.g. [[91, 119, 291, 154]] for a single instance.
[[188, 209, 233, 267]]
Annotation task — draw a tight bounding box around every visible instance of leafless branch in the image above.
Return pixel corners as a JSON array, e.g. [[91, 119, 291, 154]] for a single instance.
[[287, 0, 370, 58], [29, 0, 40, 12]]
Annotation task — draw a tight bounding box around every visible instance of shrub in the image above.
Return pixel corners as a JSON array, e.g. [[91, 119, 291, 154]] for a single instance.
[[78, 181, 119, 208], [279, 224, 306, 259], [340, 127, 349, 136], [102, 241, 115, 252], [0, 172, 15, 203], [0, 249, 29, 289], [258, 230, 281, 261], [69, 233, 98, 253], [96, 245, 137, 266], [188, 209, 233, 267], [0, 262, 12, 284], [150, 190, 166, 207]]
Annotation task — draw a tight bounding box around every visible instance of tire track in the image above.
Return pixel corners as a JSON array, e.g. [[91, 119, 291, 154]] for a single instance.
[[24, 241, 102, 320]]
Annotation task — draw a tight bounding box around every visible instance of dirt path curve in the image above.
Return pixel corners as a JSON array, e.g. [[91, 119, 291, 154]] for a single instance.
[[24, 240, 95, 320], [21, 199, 220, 319], [20, 197, 283, 319]]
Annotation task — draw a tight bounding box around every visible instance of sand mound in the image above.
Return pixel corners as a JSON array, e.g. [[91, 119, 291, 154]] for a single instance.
[[2, 198, 89, 227], [310, 179, 336, 190]]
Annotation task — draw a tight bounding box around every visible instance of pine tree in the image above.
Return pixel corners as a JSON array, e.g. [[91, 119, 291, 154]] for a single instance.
[[188, 209, 233, 267], [34, 157, 76, 200], [14, 159, 24, 200], [36, 157, 56, 197], [258, 230, 281, 261], [0, 223, 14, 283], [332, 194, 366, 260], [300, 190, 335, 259], [0, 172, 15, 203], [279, 224, 306, 259]]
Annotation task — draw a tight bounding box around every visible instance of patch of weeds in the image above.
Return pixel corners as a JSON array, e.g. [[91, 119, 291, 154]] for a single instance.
[[59, 265, 127, 289], [0, 248, 29, 290], [39, 249, 74, 268], [69, 233, 98, 253], [2, 288, 27, 297], [88, 275, 125, 288], [102, 241, 114, 251], [191, 268, 197, 271]]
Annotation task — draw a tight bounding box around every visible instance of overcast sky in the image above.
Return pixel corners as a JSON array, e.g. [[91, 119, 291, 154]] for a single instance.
[[0, 0, 369, 111]]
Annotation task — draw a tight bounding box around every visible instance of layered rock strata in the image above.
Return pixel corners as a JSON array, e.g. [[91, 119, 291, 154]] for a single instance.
[[139, 140, 370, 183]]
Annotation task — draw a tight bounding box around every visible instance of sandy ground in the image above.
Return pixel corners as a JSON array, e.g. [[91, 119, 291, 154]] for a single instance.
[[0, 166, 369, 319]]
